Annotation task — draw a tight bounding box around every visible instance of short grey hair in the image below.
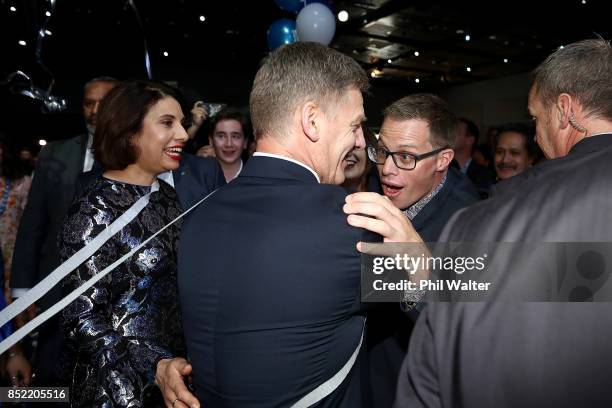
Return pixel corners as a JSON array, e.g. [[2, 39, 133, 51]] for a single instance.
[[250, 42, 369, 139], [83, 76, 120, 93], [383, 93, 458, 149], [532, 38, 612, 121]]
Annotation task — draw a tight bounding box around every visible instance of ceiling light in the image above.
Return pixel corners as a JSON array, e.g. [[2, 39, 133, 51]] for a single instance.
[[44, 29, 52, 35], [199, 15, 205, 22], [414, 51, 420, 57], [337, 10, 349, 22], [559, 45, 565, 49], [466, 66, 472, 72], [415, 78, 420, 83], [489, 35, 497, 40], [387, 59, 392, 64], [581, 0, 586, 4], [371, 68, 383, 78], [386, 31, 392, 35], [18, 40, 26, 46], [465, 34, 471, 42], [163, 51, 169, 57], [456, 29, 464, 34], [39, 139, 47, 146], [45, 11, 51, 17], [10, 6, 16, 11], [503, 58, 509, 63]]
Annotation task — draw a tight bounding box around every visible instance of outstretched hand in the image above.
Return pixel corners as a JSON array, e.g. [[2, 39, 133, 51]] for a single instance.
[[156, 357, 200, 408], [344, 192, 422, 251]]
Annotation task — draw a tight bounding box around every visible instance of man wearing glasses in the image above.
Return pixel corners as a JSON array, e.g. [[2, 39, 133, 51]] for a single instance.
[[368, 93, 480, 242], [365, 93, 479, 408]]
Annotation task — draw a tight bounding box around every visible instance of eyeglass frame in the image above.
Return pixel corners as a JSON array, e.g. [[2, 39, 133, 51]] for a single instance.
[[366, 145, 450, 170]]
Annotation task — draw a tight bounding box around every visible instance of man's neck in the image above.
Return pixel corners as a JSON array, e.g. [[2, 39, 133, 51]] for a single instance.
[[408, 170, 447, 208], [256, 137, 316, 171], [454, 149, 472, 168], [255, 136, 322, 183], [220, 160, 242, 182], [341, 177, 364, 192], [584, 120, 612, 139], [563, 120, 612, 156]]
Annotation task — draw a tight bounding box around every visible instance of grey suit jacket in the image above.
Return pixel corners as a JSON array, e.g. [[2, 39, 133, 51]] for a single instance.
[[395, 134, 612, 408]]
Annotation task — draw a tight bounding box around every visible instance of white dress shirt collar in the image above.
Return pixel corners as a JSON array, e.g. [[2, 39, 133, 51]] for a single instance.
[[253, 152, 320, 183]]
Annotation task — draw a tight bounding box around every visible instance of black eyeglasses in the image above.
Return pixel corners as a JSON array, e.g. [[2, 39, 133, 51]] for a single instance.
[[366, 145, 449, 170]]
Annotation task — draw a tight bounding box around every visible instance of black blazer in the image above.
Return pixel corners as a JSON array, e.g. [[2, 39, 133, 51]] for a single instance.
[[11, 134, 88, 307], [412, 167, 480, 242], [172, 154, 226, 209], [178, 155, 379, 407], [367, 166, 479, 408], [466, 160, 494, 199], [395, 134, 612, 408]]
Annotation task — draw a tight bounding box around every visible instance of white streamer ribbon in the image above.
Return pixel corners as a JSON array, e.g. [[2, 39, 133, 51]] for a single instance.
[[0, 182, 216, 354]]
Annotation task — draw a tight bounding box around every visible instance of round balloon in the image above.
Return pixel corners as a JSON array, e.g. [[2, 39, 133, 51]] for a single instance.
[[296, 3, 336, 46], [273, 0, 304, 13], [267, 18, 297, 51]]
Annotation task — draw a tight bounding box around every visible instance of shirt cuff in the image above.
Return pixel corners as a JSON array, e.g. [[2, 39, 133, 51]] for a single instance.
[[11, 288, 30, 298]]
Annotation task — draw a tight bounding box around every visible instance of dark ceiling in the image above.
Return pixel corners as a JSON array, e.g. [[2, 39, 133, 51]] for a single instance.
[[0, 0, 609, 143], [2, 0, 609, 85]]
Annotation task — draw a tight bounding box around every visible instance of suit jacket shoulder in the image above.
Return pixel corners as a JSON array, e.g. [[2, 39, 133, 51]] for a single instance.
[[172, 154, 225, 209], [413, 168, 479, 241]]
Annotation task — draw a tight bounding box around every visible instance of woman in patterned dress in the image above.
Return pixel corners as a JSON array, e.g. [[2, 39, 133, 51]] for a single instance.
[[58, 81, 189, 407]]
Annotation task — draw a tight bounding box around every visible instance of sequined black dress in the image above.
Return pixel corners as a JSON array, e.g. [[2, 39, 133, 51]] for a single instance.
[[58, 177, 185, 407]]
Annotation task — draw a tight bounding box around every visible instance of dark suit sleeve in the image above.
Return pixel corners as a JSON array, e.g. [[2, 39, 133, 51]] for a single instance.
[[394, 308, 441, 408], [209, 157, 226, 191], [10, 145, 53, 293], [174, 155, 226, 209]]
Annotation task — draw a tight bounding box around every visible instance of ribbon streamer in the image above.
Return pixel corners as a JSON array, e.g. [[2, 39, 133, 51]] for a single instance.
[[127, 0, 153, 79], [1, 0, 66, 113]]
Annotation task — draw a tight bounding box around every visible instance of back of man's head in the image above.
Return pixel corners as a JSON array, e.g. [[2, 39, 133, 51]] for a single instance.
[[250, 42, 369, 140], [383, 93, 458, 149], [532, 38, 612, 121], [84, 76, 120, 93], [458, 117, 480, 145]]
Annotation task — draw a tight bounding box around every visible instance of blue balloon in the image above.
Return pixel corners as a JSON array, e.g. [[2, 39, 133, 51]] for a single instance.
[[267, 18, 297, 51], [273, 0, 304, 13]]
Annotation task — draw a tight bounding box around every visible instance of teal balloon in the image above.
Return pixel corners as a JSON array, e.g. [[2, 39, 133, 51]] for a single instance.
[[267, 18, 297, 50]]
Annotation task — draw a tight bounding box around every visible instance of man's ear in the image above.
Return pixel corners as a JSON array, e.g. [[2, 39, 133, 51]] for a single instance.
[[437, 148, 454, 171], [556, 93, 573, 130], [300, 101, 320, 143]]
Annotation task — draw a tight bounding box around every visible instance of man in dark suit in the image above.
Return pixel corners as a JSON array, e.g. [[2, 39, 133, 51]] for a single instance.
[[365, 94, 479, 407], [10, 76, 118, 385], [453, 117, 494, 198], [395, 39, 612, 408], [160, 42, 422, 408]]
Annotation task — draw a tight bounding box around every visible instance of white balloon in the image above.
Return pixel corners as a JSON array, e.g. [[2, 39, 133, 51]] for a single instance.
[[296, 3, 336, 46]]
